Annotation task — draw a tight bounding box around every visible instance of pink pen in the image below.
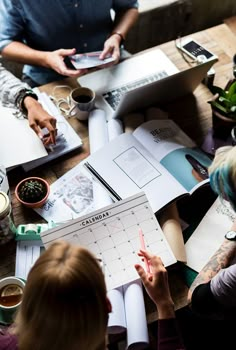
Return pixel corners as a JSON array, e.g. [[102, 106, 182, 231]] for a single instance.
[[139, 228, 150, 273]]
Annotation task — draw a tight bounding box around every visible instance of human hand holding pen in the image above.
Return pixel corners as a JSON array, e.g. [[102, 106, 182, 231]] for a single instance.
[[135, 250, 175, 319], [139, 229, 150, 273]]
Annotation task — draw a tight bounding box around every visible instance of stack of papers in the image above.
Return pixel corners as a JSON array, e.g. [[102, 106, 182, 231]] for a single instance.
[[0, 92, 82, 170]]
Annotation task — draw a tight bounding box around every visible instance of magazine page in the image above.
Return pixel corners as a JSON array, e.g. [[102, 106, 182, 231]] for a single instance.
[[84, 133, 188, 214], [22, 92, 83, 171], [133, 119, 212, 194], [35, 160, 94, 223], [0, 103, 47, 169]]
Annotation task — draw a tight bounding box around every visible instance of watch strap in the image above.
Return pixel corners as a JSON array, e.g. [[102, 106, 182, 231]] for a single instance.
[[15, 89, 38, 118]]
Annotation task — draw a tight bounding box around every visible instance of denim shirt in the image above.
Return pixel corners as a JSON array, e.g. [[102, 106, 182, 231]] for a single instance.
[[0, 0, 138, 85]]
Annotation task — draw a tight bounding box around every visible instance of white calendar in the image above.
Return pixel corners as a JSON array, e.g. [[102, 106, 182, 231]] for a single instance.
[[41, 192, 177, 290]]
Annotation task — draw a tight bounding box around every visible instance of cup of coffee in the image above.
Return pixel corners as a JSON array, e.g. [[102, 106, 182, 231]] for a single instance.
[[69, 87, 96, 121], [0, 276, 25, 324]]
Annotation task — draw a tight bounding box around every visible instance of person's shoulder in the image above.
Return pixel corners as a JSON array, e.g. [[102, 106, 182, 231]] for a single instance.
[[0, 330, 18, 350]]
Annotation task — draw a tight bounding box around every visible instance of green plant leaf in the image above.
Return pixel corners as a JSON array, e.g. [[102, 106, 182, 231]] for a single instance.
[[230, 94, 236, 104], [228, 81, 236, 98], [210, 100, 228, 114], [210, 85, 227, 97]]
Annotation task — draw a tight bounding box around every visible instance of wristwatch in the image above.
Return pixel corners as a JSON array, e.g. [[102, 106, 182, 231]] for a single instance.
[[225, 230, 236, 241], [15, 89, 38, 118]]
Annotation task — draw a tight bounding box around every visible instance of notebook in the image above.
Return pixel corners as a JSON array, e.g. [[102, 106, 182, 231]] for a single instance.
[[78, 48, 217, 120]]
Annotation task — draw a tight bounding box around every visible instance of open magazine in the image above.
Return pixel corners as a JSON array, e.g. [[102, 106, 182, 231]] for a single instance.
[[85, 120, 211, 212], [84, 119, 212, 214]]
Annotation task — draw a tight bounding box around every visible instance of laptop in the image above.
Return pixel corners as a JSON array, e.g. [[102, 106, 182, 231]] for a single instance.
[[78, 48, 217, 120]]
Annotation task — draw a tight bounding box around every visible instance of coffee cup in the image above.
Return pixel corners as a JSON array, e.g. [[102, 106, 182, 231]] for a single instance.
[[69, 87, 96, 121], [0, 276, 25, 324]]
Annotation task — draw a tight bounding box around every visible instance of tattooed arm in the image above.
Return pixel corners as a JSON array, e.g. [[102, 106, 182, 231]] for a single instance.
[[188, 238, 236, 303]]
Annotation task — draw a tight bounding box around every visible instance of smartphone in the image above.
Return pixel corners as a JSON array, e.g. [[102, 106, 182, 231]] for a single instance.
[[176, 37, 217, 61]]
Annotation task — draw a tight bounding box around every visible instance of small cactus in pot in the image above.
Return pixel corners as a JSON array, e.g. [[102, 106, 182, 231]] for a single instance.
[[15, 177, 50, 208]]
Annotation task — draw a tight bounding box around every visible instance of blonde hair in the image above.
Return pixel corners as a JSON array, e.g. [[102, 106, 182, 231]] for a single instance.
[[208, 146, 236, 211], [13, 240, 108, 350]]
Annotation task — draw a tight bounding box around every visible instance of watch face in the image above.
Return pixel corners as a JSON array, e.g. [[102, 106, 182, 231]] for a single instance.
[[225, 231, 236, 240]]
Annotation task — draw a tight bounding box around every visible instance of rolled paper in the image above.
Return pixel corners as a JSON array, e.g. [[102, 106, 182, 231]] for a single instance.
[[123, 112, 145, 133], [159, 202, 187, 263]]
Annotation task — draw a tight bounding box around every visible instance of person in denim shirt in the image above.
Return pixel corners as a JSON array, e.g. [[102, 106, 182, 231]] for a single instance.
[[0, 1, 139, 86]]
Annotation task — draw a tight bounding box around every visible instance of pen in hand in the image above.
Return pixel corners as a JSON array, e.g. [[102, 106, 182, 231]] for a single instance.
[[139, 228, 151, 273]]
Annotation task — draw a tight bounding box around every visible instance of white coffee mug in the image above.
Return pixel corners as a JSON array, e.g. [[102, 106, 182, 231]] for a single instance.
[[69, 87, 96, 121], [0, 276, 25, 323]]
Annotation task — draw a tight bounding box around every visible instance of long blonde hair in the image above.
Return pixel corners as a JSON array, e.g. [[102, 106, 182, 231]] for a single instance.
[[13, 240, 108, 350]]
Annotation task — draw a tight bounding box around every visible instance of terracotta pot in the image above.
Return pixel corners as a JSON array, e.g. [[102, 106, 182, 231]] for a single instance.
[[212, 108, 236, 140], [15, 177, 50, 209]]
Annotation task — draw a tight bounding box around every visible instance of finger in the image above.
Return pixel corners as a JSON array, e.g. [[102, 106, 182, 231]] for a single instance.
[[134, 264, 148, 283], [139, 249, 155, 260], [59, 48, 76, 57], [30, 123, 43, 139], [99, 47, 111, 60], [62, 68, 86, 77]]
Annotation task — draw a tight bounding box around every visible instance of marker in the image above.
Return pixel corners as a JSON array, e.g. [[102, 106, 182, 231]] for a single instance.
[[139, 228, 150, 273]]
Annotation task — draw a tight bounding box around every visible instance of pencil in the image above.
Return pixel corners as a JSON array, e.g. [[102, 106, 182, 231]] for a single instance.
[[139, 228, 150, 273]]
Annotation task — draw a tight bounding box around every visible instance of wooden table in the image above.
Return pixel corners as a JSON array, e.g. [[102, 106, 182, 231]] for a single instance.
[[2, 18, 236, 322]]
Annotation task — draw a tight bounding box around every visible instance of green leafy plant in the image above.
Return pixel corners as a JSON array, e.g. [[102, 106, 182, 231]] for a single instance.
[[17, 179, 47, 203], [208, 80, 236, 119]]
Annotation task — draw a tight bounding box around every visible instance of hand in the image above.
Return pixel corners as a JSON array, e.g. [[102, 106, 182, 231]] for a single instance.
[[44, 48, 88, 78], [24, 96, 57, 145], [135, 250, 175, 319], [99, 35, 121, 65]]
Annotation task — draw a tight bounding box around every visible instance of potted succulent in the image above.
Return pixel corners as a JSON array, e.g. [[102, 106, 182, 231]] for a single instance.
[[208, 79, 236, 139], [15, 177, 50, 208]]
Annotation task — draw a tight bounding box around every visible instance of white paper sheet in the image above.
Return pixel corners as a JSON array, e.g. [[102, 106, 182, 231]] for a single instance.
[[107, 118, 124, 141], [89, 109, 127, 334], [185, 197, 236, 272], [0, 103, 47, 169], [22, 92, 82, 171], [107, 287, 126, 334], [124, 280, 149, 349], [88, 109, 109, 153], [40, 192, 177, 290], [15, 240, 44, 279]]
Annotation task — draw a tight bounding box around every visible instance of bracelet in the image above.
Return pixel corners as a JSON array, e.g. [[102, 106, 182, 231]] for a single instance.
[[110, 31, 125, 44], [15, 89, 38, 118]]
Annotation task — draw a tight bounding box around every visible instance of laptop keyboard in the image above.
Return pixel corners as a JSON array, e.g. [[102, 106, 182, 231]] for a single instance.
[[102, 71, 168, 111]]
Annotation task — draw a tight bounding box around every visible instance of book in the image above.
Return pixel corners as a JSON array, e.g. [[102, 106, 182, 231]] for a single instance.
[[84, 119, 213, 214], [40, 192, 177, 290], [185, 197, 236, 272], [22, 91, 83, 171], [0, 102, 48, 169], [0, 92, 82, 170]]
